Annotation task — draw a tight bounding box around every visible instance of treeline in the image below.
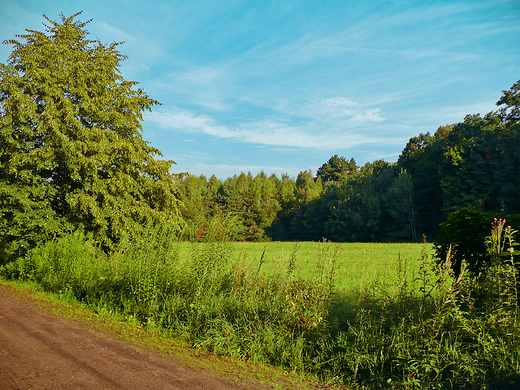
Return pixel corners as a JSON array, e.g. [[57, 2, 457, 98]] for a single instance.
[[177, 81, 520, 242], [1, 9, 518, 259]]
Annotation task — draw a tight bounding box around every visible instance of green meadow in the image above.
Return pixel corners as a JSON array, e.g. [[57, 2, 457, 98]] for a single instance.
[[2, 229, 519, 389], [176, 241, 433, 294]]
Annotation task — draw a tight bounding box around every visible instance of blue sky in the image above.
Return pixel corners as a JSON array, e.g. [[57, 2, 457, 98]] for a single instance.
[[1, 0, 519, 179]]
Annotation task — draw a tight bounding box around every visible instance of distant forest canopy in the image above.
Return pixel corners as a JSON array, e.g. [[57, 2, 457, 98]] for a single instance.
[[176, 80, 520, 243]]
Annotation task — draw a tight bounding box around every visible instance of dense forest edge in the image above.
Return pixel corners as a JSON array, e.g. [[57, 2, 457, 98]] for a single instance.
[[1, 13, 520, 389], [176, 84, 520, 244]]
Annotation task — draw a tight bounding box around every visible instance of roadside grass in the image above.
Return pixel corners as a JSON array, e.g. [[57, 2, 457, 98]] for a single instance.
[[1, 228, 519, 389], [0, 279, 321, 390]]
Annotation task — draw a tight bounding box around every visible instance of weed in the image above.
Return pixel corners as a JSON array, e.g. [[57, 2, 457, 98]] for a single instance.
[[2, 225, 519, 389]]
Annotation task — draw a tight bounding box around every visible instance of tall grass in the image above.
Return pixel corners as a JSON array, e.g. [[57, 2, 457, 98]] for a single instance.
[[175, 241, 431, 293], [1, 226, 519, 389]]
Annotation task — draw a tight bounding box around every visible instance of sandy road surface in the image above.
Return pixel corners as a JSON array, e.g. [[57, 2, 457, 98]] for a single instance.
[[0, 283, 299, 390]]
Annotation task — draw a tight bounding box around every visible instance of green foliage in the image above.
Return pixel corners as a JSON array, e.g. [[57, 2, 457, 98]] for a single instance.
[[394, 80, 520, 240], [440, 114, 502, 214], [497, 80, 520, 123], [316, 155, 357, 183], [0, 181, 72, 262], [2, 232, 520, 389], [180, 213, 245, 242], [2, 230, 107, 293], [265, 173, 297, 240], [482, 219, 519, 314], [175, 174, 245, 242], [295, 170, 323, 206], [3, 232, 520, 389], [397, 129, 448, 238], [324, 174, 382, 242], [177, 174, 221, 222], [319, 161, 396, 242], [384, 170, 416, 240], [434, 207, 520, 277], [434, 208, 490, 277], [0, 13, 180, 260], [217, 172, 282, 240]]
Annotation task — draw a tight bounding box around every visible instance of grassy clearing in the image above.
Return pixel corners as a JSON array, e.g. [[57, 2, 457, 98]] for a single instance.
[[176, 241, 434, 294], [1, 228, 519, 389]]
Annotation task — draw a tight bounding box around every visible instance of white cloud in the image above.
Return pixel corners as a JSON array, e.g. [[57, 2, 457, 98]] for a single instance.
[[402, 101, 499, 127], [146, 110, 234, 138], [180, 67, 224, 84], [146, 104, 397, 151], [96, 21, 133, 43], [303, 97, 385, 124]]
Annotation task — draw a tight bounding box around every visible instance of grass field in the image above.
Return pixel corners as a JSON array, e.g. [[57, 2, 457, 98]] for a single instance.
[[4, 227, 520, 390], [176, 241, 434, 294], [4, 231, 518, 388]]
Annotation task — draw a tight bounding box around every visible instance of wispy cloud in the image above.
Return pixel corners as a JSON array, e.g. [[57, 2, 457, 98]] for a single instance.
[[416, 101, 500, 126], [146, 109, 234, 137], [92, 20, 166, 79], [4, 0, 518, 180], [145, 101, 397, 151], [148, 1, 487, 128], [96, 21, 133, 42], [302, 97, 385, 124]]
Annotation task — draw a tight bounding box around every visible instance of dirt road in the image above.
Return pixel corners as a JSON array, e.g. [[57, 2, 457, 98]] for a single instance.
[[0, 283, 309, 390]]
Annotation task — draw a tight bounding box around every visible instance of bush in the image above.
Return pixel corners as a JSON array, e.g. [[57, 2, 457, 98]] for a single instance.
[[434, 207, 520, 277]]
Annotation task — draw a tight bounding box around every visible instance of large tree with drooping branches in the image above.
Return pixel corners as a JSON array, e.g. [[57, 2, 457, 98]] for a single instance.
[[0, 13, 181, 261]]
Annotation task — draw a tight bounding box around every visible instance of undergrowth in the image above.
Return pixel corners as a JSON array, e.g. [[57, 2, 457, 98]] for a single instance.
[[1, 223, 519, 389]]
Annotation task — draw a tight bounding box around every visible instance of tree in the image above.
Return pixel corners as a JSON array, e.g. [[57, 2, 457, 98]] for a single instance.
[[497, 80, 520, 123], [295, 170, 322, 206], [267, 173, 297, 240], [434, 208, 520, 277], [384, 170, 416, 240], [397, 129, 449, 238], [316, 155, 357, 183], [494, 80, 520, 213], [0, 13, 180, 260], [323, 167, 384, 242]]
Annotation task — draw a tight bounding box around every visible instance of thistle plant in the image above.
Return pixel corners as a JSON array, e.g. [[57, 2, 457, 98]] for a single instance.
[[487, 218, 508, 261], [484, 218, 519, 319]]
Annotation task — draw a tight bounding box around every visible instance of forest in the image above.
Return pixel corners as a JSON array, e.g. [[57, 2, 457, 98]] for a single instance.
[[1, 13, 518, 259], [176, 91, 520, 244]]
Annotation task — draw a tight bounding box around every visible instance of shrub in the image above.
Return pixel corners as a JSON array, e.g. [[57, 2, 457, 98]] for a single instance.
[[434, 207, 520, 277]]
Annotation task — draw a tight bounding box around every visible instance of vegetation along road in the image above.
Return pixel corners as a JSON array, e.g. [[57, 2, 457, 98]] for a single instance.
[[0, 282, 319, 390]]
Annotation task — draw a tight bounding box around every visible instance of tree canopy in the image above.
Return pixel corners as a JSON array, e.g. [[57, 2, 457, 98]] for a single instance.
[[0, 13, 180, 261], [316, 155, 357, 183], [173, 80, 519, 244]]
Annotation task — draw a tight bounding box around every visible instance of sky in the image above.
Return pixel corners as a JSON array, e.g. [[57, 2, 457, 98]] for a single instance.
[[1, 0, 519, 180]]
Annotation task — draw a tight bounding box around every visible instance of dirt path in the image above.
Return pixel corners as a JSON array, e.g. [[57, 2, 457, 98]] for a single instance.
[[0, 283, 312, 390]]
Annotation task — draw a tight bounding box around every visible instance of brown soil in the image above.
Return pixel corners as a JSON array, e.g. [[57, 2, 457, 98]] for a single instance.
[[0, 282, 319, 390]]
